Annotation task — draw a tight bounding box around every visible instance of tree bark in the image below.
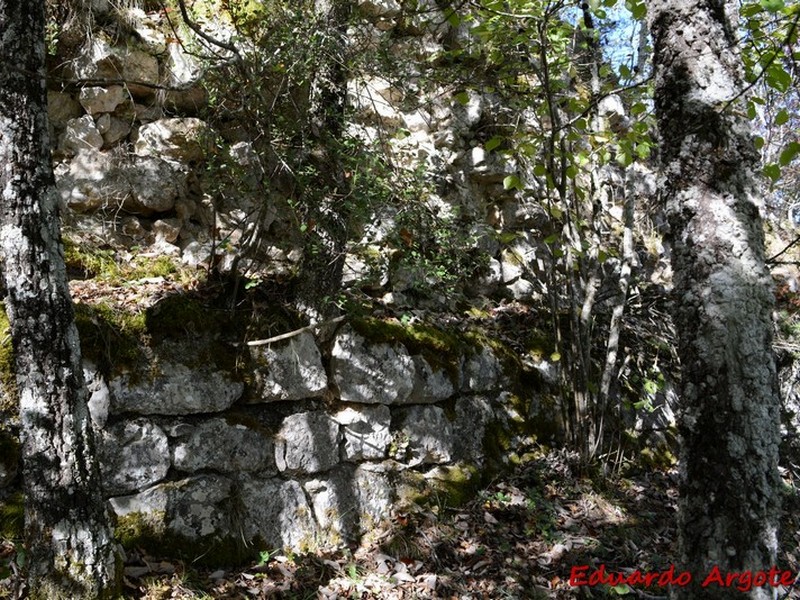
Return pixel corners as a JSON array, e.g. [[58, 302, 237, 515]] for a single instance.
[[648, 0, 781, 598], [0, 1, 118, 598]]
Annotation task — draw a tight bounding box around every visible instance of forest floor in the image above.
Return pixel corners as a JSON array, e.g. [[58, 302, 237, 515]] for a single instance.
[[112, 449, 800, 600], [112, 449, 800, 599], [5, 447, 798, 599]]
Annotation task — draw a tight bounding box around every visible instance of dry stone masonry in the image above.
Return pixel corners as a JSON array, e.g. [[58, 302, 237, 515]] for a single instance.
[[96, 322, 529, 558]]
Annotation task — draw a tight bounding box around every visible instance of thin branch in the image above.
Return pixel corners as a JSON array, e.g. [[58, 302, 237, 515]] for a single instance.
[[246, 315, 346, 346], [767, 234, 800, 264], [718, 9, 800, 116], [175, 0, 241, 57]]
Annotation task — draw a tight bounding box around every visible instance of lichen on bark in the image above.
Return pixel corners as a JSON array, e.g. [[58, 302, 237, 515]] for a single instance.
[[648, 0, 781, 597]]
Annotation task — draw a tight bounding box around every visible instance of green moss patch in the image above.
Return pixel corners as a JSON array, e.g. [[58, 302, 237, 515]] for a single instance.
[[0, 307, 17, 419], [0, 491, 23, 540], [74, 302, 149, 371], [115, 511, 256, 567]]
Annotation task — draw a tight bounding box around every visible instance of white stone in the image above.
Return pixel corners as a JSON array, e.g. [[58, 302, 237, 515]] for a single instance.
[[110, 475, 234, 542], [109, 362, 244, 415], [275, 411, 341, 473], [333, 404, 392, 460], [83, 360, 110, 428], [240, 477, 318, 551], [59, 116, 104, 155], [409, 355, 455, 403], [134, 118, 212, 163], [79, 85, 126, 115], [331, 324, 416, 404], [96, 114, 132, 146], [99, 418, 170, 495], [172, 418, 276, 473], [47, 91, 82, 128], [393, 405, 453, 466], [359, 0, 401, 18], [461, 346, 501, 392], [153, 218, 182, 244], [250, 331, 328, 402]]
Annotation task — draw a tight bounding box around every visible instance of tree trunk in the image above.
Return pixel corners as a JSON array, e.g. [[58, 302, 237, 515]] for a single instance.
[[294, 0, 353, 323], [0, 1, 118, 598], [648, 0, 781, 598]]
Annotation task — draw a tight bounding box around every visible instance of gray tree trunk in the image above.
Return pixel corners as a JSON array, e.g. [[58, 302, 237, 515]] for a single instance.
[[0, 1, 118, 598], [648, 0, 781, 598]]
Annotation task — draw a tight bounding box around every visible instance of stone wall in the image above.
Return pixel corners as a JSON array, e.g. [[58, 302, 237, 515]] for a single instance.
[[92, 320, 538, 560]]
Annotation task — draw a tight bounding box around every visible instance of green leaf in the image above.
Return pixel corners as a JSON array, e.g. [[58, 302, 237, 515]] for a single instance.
[[747, 101, 758, 120], [454, 91, 470, 105], [610, 584, 632, 595], [549, 205, 564, 219], [775, 108, 790, 125], [446, 10, 461, 26], [754, 136, 765, 150], [630, 102, 648, 116], [763, 163, 782, 181], [625, 0, 647, 20], [550, 352, 561, 362], [741, 1, 763, 16], [760, 0, 784, 12], [766, 63, 791, 92], [484, 136, 504, 152], [543, 233, 560, 245], [503, 174, 523, 190], [779, 142, 800, 166]]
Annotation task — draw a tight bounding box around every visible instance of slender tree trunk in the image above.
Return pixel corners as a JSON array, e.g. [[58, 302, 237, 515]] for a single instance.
[[295, 0, 352, 322], [648, 0, 781, 598], [0, 1, 118, 598]]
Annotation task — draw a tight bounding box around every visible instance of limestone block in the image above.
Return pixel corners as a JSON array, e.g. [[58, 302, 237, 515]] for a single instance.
[[70, 33, 120, 80], [240, 477, 318, 551], [409, 355, 455, 403], [55, 150, 186, 214], [59, 116, 104, 156], [109, 363, 244, 415], [333, 405, 391, 460], [348, 78, 403, 126], [83, 360, 110, 428], [79, 85, 126, 115], [165, 42, 203, 86], [134, 118, 212, 163], [401, 109, 431, 133], [250, 331, 328, 402], [331, 324, 415, 404], [172, 418, 276, 474], [453, 395, 494, 462], [153, 218, 182, 244], [392, 405, 453, 466], [47, 91, 82, 128], [111, 475, 233, 541], [126, 157, 187, 214], [96, 114, 132, 147], [119, 48, 160, 99], [55, 150, 118, 212], [461, 346, 501, 392], [507, 278, 535, 301], [275, 411, 341, 474], [353, 465, 393, 532], [100, 418, 170, 495], [303, 466, 359, 546]]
